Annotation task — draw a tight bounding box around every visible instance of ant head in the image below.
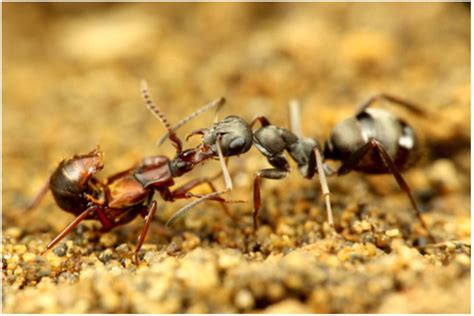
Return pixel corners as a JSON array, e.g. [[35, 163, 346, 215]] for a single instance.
[[202, 116, 253, 157], [169, 148, 211, 177]]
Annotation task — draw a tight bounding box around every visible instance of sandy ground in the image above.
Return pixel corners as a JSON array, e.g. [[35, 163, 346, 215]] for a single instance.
[[2, 3, 470, 313]]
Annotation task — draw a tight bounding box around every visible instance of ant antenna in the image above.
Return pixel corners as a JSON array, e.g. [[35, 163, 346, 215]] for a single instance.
[[156, 97, 226, 148], [140, 80, 183, 152]]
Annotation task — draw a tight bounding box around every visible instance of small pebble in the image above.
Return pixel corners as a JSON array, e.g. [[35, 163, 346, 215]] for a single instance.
[[115, 243, 130, 254], [22, 252, 37, 262], [234, 289, 255, 310], [53, 242, 68, 257], [5, 227, 22, 239], [98, 249, 114, 263], [100, 233, 118, 248], [386, 229, 400, 238], [13, 245, 27, 255]]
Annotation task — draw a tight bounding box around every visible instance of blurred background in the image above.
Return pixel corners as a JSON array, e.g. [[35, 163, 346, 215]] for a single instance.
[[4, 2, 469, 228], [2, 3, 470, 313]]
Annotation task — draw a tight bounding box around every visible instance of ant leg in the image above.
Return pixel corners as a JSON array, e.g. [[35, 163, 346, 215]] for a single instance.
[[140, 80, 183, 153], [356, 93, 425, 116], [288, 99, 303, 137], [157, 97, 226, 148], [134, 200, 158, 264], [336, 139, 434, 241], [250, 115, 271, 129], [169, 177, 233, 218], [336, 142, 374, 176], [26, 179, 50, 211], [84, 193, 105, 206], [314, 147, 334, 228], [185, 129, 206, 143], [165, 135, 234, 227], [213, 97, 226, 123], [323, 163, 337, 177], [41, 205, 100, 255], [253, 168, 288, 231], [370, 139, 435, 243]]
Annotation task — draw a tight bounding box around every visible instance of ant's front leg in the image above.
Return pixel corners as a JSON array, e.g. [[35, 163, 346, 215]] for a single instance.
[[253, 168, 289, 231]]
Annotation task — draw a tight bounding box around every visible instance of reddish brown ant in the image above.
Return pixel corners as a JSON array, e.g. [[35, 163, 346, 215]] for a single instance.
[[27, 80, 237, 263]]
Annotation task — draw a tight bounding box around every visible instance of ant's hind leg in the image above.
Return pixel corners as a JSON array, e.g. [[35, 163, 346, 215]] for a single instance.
[[253, 168, 288, 231], [336, 142, 374, 176], [370, 139, 435, 243], [134, 200, 158, 264], [339, 138, 435, 242], [26, 179, 50, 211], [41, 205, 100, 255], [356, 93, 425, 116]]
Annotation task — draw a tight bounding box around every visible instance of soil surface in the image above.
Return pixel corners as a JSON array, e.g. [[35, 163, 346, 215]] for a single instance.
[[3, 3, 470, 313]]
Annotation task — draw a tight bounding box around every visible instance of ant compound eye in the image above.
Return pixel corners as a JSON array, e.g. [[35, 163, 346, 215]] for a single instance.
[[228, 137, 246, 153]]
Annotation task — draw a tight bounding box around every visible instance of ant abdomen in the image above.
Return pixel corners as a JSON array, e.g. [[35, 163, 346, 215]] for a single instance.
[[49, 148, 103, 215]]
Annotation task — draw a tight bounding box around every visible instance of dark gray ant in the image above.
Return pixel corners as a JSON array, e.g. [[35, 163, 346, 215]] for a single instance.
[[158, 93, 435, 242], [159, 100, 332, 232]]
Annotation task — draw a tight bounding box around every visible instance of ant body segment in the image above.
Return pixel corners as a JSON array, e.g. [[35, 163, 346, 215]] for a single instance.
[[323, 94, 435, 242]]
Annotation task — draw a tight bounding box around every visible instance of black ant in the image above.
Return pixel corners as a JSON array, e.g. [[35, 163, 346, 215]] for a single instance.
[[27, 80, 238, 263], [163, 94, 435, 242], [160, 99, 332, 232]]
